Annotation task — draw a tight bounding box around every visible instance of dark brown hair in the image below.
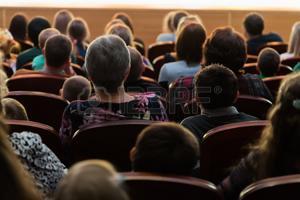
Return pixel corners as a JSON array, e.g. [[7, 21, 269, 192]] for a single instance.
[[112, 12, 134, 34], [204, 27, 247, 73], [176, 23, 206, 65], [257, 47, 280, 77], [9, 13, 28, 41], [195, 64, 238, 109], [243, 12, 264, 36], [67, 18, 89, 42]]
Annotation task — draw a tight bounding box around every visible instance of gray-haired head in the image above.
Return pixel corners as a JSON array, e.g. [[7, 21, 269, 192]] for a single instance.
[[38, 28, 60, 49], [85, 35, 130, 94]]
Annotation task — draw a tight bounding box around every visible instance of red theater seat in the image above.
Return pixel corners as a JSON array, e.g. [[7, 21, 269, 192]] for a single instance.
[[258, 42, 288, 54], [263, 75, 286, 96], [5, 91, 69, 131], [200, 121, 268, 184], [5, 119, 63, 160], [7, 73, 66, 95], [147, 41, 175, 64], [281, 57, 300, 68], [71, 120, 154, 171], [240, 174, 300, 200], [122, 172, 222, 200]]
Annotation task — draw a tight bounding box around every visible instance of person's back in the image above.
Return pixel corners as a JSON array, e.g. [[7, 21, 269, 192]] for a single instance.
[[243, 13, 283, 55], [16, 17, 51, 69], [181, 64, 257, 141], [131, 122, 199, 176]]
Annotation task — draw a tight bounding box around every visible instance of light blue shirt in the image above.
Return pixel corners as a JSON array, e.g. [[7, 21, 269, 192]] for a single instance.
[[32, 54, 45, 71], [158, 60, 201, 84], [156, 33, 176, 42]]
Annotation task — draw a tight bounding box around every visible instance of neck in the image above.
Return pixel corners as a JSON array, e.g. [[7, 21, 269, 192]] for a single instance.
[[95, 86, 134, 103], [44, 65, 63, 75]]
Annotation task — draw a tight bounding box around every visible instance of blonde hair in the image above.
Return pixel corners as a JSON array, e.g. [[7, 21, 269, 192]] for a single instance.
[[176, 14, 203, 34], [288, 21, 300, 56], [2, 98, 28, 120]]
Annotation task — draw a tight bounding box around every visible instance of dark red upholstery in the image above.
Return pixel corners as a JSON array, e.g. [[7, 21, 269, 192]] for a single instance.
[[6, 91, 69, 131], [258, 42, 288, 54], [7, 73, 66, 95], [75, 55, 85, 67], [21, 62, 33, 70], [71, 63, 87, 77], [142, 66, 156, 79], [263, 75, 286, 96], [200, 121, 268, 184], [243, 63, 293, 76], [5, 119, 63, 160], [122, 172, 222, 200], [281, 57, 300, 68], [240, 174, 300, 200], [147, 42, 175, 64], [71, 120, 154, 171]]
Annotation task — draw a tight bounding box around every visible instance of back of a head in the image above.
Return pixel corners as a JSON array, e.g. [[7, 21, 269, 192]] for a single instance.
[[62, 76, 91, 102], [257, 47, 280, 77], [38, 28, 60, 49], [45, 34, 72, 68], [112, 12, 134, 33], [67, 18, 89, 42], [172, 10, 189, 30], [204, 27, 247, 73], [195, 64, 238, 109], [243, 12, 264, 37], [106, 24, 134, 46], [85, 35, 130, 94], [132, 122, 199, 175], [127, 46, 144, 82], [54, 10, 74, 34], [2, 98, 28, 120], [28, 17, 51, 47], [9, 13, 28, 41], [176, 22, 206, 65], [162, 11, 176, 33], [104, 19, 125, 33], [288, 21, 300, 56], [54, 160, 129, 200], [176, 14, 203, 34]]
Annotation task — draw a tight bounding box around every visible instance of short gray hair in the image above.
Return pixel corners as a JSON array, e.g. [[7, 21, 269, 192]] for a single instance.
[[85, 35, 130, 93]]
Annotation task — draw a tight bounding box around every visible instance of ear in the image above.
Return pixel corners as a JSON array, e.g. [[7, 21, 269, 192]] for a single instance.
[[129, 147, 137, 162]]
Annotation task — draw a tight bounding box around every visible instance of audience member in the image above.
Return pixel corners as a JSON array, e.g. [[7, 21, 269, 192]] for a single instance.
[[0, 66, 8, 99], [281, 21, 300, 60], [43, 34, 74, 76], [0, 29, 19, 65], [104, 19, 125, 33], [257, 47, 280, 78], [176, 14, 203, 34], [156, 11, 176, 42], [53, 9, 74, 34], [159, 22, 206, 85], [2, 98, 28, 120], [181, 64, 257, 141], [60, 35, 167, 148], [67, 18, 89, 58], [16, 16, 51, 69], [204, 27, 273, 101], [243, 12, 283, 55], [61, 75, 91, 102], [0, 117, 41, 200], [54, 160, 129, 200], [32, 28, 60, 70], [106, 23, 134, 46], [8, 13, 32, 52], [131, 122, 199, 176], [220, 72, 300, 200]]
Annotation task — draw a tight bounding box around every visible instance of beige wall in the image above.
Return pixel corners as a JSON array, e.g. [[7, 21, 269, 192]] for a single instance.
[[1, 7, 300, 48]]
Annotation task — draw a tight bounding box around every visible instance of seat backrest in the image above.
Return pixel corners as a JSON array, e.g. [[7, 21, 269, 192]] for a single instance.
[[235, 95, 272, 119], [147, 42, 175, 64], [263, 75, 286, 97], [21, 62, 33, 70], [277, 65, 293, 75], [200, 121, 268, 184], [122, 172, 222, 200], [281, 56, 300, 68], [246, 55, 258, 63], [71, 63, 87, 77], [243, 64, 293, 76], [71, 120, 154, 171], [6, 91, 69, 131], [240, 174, 300, 200], [258, 42, 288, 54], [142, 66, 156, 79], [5, 119, 63, 160], [2, 62, 14, 78], [7, 73, 66, 95]]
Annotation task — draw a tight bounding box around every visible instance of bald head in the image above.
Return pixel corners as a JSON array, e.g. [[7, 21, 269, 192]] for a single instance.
[[39, 28, 60, 49], [54, 160, 129, 200], [62, 76, 91, 102]]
